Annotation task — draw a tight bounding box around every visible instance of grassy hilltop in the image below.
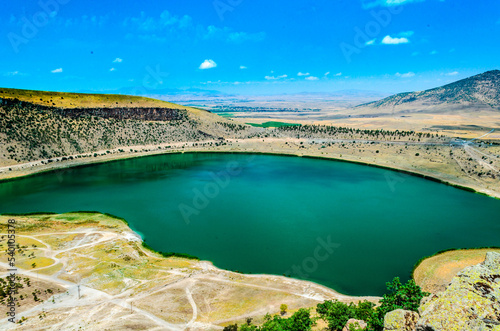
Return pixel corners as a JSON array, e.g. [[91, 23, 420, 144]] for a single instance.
[[0, 88, 257, 165], [0, 87, 187, 110]]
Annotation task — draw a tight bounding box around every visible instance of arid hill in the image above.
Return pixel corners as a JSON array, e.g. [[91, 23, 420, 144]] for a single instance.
[[357, 70, 500, 113], [0, 88, 257, 165]]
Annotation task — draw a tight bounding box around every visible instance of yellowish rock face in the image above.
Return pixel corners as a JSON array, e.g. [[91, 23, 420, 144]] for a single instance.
[[417, 252, 500, 331], [383, 309, 419, 331]]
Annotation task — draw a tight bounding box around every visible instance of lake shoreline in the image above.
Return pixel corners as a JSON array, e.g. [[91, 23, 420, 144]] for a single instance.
[[0, 211, 382, 301], [0, 138, 498, 199], [1, 146, 499, 299]]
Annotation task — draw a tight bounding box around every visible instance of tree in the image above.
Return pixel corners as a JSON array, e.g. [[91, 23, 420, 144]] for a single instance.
[[317, 300, 376, 331], [381, 277, 427, 312], [240, 324, 258, 331], [371, 277, 429, 330], [316, 300, 353, 331], [234, 309, 314, 331], [287, 308, 313, 331], [352, 300, 376, 324], [280, 304, 288, 316], [259, 313, 288, 331]]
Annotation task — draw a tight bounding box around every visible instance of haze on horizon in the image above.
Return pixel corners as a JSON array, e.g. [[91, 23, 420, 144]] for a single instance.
[[1, 0, 499, 96]]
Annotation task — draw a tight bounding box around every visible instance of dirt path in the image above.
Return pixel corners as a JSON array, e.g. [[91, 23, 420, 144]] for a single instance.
[[0, 222, 380, 330], [0, 235, 187, 330], [464, 145, 499, 173], [185, 287, 198, 328]]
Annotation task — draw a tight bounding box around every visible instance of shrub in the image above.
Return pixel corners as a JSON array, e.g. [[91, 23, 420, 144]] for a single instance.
[[226, 309, 313, 331], [370, 277, 429, 330], [317, 300, 375, 331], [316, 278, 427, 331], [280, 304, 288, 316]]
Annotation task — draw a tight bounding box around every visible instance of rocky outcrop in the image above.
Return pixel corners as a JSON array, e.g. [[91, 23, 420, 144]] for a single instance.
[[0, 98, 186, 121], [416, 252, 500, 331], [54, 106, 186, 121], [383, 309, 419, 331], [343, 318, 367, 330]]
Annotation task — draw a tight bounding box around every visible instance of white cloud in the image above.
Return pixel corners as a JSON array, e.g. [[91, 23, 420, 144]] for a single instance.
[[445, 71, 459, 76], [305, 76, 319, 81], [199, 59, 217, 70], [324, 72, 330, 77], [51, 68, 63, 73], [110, 68, 116, 72], [362, 0, 424, 9], [113, 58, 123, 63], [395, 72, 415, 78], [367, 32, 410, 45], [298, 72, 310, 76], [265, 75, 288, 80], [335, 72, 343, 76], [239, 65, 247, 69], [430, 50, 438, 55], [381, 35, 410, 45]]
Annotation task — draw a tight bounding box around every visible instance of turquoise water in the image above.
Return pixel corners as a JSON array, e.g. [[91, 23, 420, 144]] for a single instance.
[[1, 153, 499, 296]]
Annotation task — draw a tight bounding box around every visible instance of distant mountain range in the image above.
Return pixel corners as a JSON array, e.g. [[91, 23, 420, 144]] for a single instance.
[[77, 87, 227, 97], [358, 70, 500, 112], [77, 87, 388, 105]]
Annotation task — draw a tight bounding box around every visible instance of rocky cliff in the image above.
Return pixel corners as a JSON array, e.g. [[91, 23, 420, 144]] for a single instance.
[[384, 252, 500, 331], [417, 251, 500, 330]]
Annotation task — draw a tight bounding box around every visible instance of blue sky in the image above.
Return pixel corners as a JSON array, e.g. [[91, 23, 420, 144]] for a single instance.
[[1, 0, 499, 95]]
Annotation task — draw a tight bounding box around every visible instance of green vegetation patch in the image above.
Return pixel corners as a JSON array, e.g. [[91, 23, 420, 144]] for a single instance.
[[246, 121, 302, 128], [224, 277, 427, 331], [141, 241, 199, 260]]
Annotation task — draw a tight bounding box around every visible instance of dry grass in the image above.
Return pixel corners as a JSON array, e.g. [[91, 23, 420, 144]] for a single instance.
[[232, 111, 500, 141], [413, 248, 500, 293], [0, 213, 371, 329], [0, 87, 187, 110]]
